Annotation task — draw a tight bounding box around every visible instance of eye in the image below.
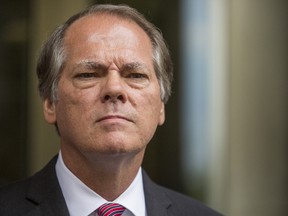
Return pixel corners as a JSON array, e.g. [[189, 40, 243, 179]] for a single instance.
[[126, 73, 148, 79], [74, 72, 97, 79]]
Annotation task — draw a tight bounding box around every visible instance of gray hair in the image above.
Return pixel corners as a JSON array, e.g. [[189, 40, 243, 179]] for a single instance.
[[37, 4, 173, 103]]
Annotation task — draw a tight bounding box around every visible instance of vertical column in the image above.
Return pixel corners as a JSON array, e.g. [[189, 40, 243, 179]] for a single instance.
[[206, 0, 229, 212], [229, 0, 288, 215], [180, 0, 229, 213], [27, 0, 88, 174]]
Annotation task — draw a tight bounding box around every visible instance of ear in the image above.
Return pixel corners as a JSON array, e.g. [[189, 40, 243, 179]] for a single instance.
[[158, 102, 165, 126], [43, 98, 57, 124]]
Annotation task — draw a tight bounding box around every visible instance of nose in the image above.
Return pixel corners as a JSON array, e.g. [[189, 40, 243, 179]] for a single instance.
[[100, 72, 127, 103]]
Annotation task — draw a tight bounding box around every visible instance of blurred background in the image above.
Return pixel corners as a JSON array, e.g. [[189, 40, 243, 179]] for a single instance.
[[0, 0, 287, 215]]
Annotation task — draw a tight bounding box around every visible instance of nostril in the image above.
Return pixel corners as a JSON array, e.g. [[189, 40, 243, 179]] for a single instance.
[[117, 95, 124, 101], [103, 94, 125, 103], [104, 95, 111, 101]]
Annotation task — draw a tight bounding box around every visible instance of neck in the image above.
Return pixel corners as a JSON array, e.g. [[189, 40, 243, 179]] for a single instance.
[[61, 147, 145, 201]]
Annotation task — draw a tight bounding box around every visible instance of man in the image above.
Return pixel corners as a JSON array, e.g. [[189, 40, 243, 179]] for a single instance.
[[0, 4, 222, 216]]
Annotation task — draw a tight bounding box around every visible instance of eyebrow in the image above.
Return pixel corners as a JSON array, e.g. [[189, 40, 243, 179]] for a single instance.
[[120, 62, 150, 72], [74, 61, 106, 71], [73, 60, 150, 72]]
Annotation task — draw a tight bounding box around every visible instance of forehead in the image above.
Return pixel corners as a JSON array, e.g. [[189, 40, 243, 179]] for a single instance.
[[64, 14, 154, 71], [62, 13, 153, 65], [64, 13, 151, 48]]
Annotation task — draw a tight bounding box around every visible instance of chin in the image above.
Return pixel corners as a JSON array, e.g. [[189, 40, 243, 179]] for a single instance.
[[82, 133, 147, 156], [104, 143, 143, 155], [94, 142, 146, 157]]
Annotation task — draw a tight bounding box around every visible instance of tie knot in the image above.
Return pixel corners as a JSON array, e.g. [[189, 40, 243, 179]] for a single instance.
[[97, 203, 126, 216]]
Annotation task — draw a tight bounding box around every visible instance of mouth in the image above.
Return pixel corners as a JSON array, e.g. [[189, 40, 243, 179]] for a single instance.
[[96, 115, 133, 123]]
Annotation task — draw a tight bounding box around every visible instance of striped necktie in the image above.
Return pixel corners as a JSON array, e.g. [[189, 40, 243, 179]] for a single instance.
[[97, 203, 126, 216]]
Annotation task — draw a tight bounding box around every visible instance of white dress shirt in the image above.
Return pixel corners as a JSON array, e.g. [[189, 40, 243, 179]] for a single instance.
[[56, 152, 147, 216]]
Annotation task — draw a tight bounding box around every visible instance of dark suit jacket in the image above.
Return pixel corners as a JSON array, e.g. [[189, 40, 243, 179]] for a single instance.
[[0, 156, 222, 216]]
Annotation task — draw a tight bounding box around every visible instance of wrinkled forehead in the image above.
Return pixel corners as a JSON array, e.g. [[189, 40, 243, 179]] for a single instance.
[[59, 13, 156, 76]]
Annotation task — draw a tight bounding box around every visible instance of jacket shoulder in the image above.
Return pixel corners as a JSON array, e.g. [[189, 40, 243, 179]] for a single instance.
[[0, 155, 63, 215], [0, 177, 36, 214], [159, 185, 223, 216], [142, 170, 223, 216]]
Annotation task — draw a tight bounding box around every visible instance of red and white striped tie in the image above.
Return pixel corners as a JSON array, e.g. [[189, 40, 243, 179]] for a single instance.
[[97, 203, 126, 216]]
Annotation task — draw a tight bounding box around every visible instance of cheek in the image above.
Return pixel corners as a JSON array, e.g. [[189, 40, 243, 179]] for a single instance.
[[55, 87, 98, 126], [137, 91, 163, 125], [135, 98, 162, 146], [60, 82, 99, 106]]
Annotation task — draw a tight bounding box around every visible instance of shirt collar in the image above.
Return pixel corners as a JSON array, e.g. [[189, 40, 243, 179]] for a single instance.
[[55, 152, 146, 216]]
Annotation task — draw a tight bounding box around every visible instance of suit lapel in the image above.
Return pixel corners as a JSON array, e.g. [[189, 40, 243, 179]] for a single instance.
[[24, 155, 70, 216], [23, 157, 174, 216], [142, 171, 172, 216]]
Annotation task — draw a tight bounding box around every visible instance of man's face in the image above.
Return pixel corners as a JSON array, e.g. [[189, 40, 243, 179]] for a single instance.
[[43, 14, 165, 158]]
